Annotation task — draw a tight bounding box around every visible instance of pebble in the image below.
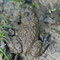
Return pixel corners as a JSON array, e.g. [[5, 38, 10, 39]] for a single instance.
[[8, 29, 14, 36], [44, 17, 56, 24], [10, 6, 14, 10]]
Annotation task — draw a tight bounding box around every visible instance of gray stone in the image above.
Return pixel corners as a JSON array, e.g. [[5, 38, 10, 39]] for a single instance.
[[44, 17, 56, 24]]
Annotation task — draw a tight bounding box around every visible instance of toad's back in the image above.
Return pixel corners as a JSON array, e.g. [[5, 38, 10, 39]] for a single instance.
[[17, 9, 39, 54]]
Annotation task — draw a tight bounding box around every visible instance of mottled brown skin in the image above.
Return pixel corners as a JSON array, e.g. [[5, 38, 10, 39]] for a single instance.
[[16, 9, 40, 54], [30, 40, 42, 57]]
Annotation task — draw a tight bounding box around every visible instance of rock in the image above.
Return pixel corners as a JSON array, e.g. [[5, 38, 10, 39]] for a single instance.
[[10, 6, 14, 10], [8, 29, 15, 36], [44, 17, 56, 24]]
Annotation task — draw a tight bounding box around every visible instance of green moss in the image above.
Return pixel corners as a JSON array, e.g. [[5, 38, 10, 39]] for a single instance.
[[33, 3, 39, 8], [0, 30, 7, 39], [48, 8, 56, 13]]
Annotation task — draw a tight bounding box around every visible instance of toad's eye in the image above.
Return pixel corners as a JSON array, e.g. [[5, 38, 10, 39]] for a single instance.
[[24, 12, 30, 16]]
